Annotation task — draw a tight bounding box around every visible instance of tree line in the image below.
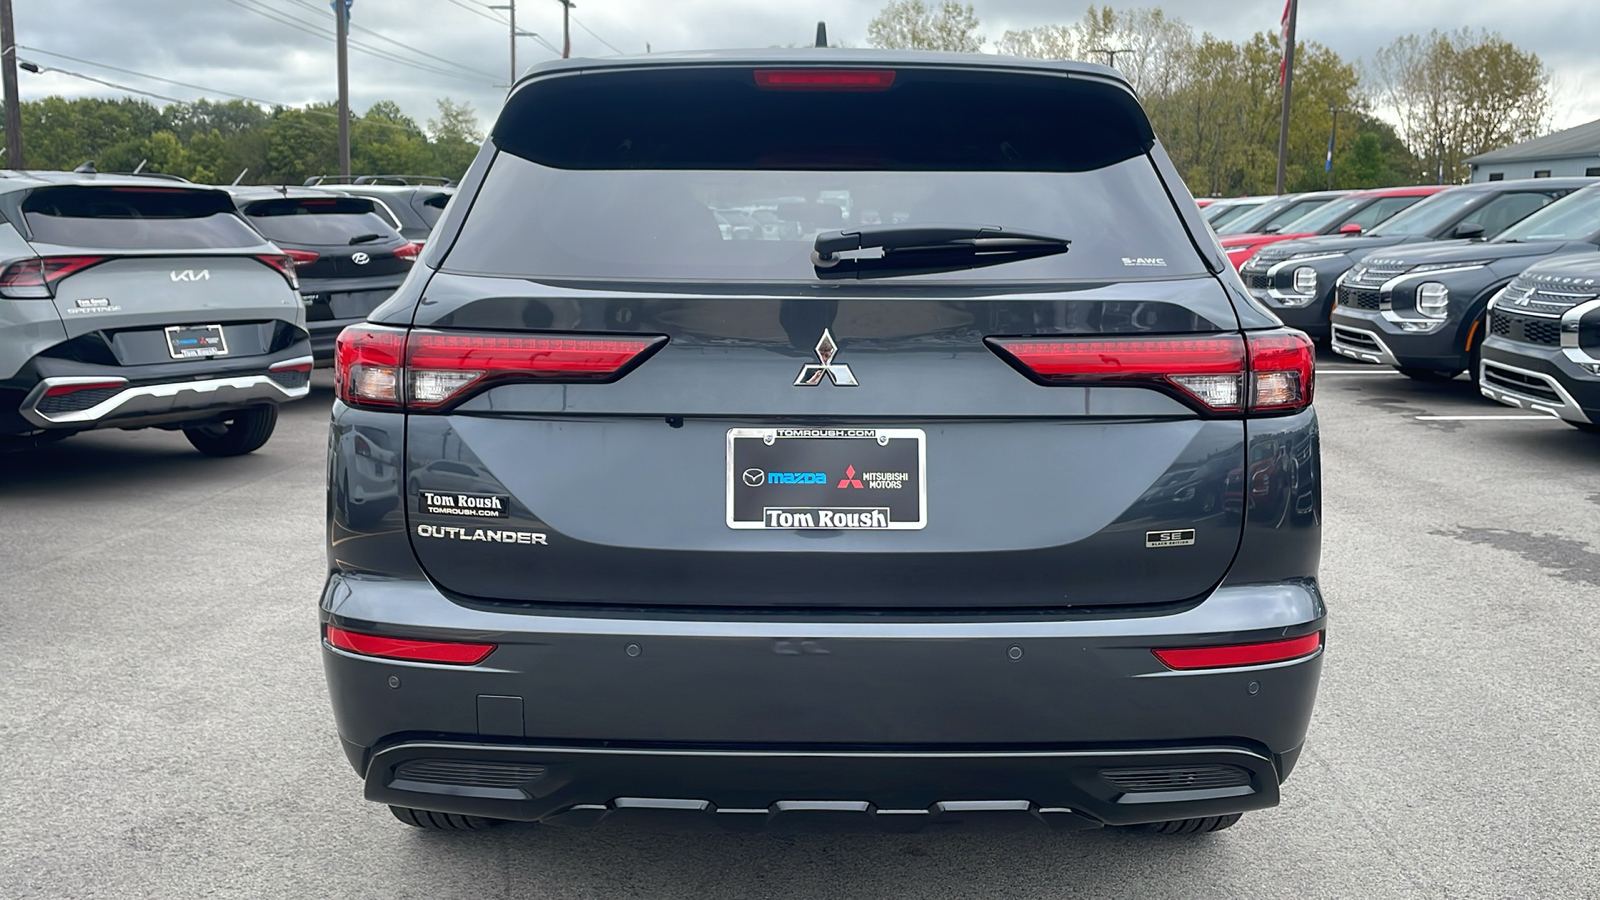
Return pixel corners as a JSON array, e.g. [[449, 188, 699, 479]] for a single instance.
[[869, 1, 1553, 194], [2, 95, 483, 185]]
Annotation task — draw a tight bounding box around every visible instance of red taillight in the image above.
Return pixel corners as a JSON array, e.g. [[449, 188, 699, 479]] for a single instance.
[[283, 248, 321, 265], [335, 326, 664, 411], [1152, 632, 1323, 670], [254, 253, 301, 290], [1247, 331, 1315, 411], [43, 378, 126, 397], [0, 256, 108, 299], [987, 329, 1314, 415], [335, 324, 406, 407], [753, 69, 897, 91], [325, 625, 496, 665], [393, 242, 422, 261], [269, 358, 314, 374]]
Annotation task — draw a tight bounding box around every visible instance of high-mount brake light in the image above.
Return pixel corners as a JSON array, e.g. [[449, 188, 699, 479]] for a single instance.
[[334, 326, 665, 411], [0, 256, 108, 299], [392, 242, 423, 261], [753, 69, 897, 91], [325, 625, 496, 665], [1152, 632, 1323, 670], [254, 253, 301, 290], [986, 329, 1315, 415]]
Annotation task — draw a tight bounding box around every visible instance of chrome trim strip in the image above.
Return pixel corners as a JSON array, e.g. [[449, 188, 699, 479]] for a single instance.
[[377, 741, 1275, 762], [1377, 264, 1486, 295], [1560, 298, 1600, 363], [1265, 253, 1345, 279], [23, 372, 311, 427], [1330, 325, 1400, 367], [1479, 360, 1592, 424]]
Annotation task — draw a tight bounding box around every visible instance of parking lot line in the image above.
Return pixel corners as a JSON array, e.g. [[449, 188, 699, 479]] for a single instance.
[[1413, 414, 1561, 421]]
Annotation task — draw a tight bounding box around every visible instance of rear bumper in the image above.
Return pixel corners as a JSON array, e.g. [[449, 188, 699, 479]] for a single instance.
[[1479, 337, 1600, 424], [321, 572, 1326, 825]]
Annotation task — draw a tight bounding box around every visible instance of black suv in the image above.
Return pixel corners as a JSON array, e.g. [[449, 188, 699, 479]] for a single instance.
[[1479, 252, 1600, 432], [321, 51, 1325, 835], [303, 178, 456, 248], [1331, 184, 1600, 380], [228, 188, 418, 361], [1242, 178, 1589, 341]]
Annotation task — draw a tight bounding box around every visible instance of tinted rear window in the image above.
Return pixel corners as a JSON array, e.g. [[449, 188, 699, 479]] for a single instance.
[[447, 65, 1203, 282], [21, 186, 260, 249], [243, 197, 398, 245]]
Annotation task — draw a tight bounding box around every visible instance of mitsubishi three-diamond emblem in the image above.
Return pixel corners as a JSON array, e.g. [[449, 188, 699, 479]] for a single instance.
[[793, 329, 858, 387]]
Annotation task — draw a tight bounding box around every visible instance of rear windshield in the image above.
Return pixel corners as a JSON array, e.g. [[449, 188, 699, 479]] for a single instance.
[[243, 197, 398, 245], [1495, 188, 1600, 243], [443, 66, 1206, 283], [21, 186, 260, 249]]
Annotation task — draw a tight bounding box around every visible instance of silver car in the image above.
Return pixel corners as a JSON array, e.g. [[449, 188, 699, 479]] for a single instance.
[[0, 172, 311, 455]]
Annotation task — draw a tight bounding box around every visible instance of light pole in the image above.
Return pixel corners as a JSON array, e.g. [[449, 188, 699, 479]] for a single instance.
[[334, 0, 351, 178]]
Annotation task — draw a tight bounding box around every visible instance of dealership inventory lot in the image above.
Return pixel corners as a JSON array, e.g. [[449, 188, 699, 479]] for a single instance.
[[1, 363, 1598, 898]]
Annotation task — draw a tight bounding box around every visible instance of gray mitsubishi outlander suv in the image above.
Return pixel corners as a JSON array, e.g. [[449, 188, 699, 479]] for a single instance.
[[0, 173, 311, 455], [321, 51, 1326, 835]]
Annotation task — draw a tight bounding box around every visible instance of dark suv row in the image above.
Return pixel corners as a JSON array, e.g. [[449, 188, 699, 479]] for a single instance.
[[320, 51, 1325, 835]]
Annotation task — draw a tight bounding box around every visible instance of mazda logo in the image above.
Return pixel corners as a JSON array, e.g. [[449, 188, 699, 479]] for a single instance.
[[742, 468, 766, 487], [351, 252, 371, 265]]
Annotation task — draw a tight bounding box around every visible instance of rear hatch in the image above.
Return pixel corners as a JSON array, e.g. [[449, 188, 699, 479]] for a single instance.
[[12, 184, 300, 355], [241, 196, 411, 321], [365, 62, 1304, 611]]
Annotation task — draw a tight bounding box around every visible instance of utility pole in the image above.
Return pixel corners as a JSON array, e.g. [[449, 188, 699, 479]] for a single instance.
[[1274, 0, 1298, 195], [335, 0, 351, 178], [1, 0, 23, 169], [554, 0, 573, 59], [508, 0, 516, 83], [1326, 105, 1345, 190], [1092, 48, 1134, 70]]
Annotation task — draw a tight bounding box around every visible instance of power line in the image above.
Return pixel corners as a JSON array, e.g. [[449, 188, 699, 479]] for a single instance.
[[443, 0, 508, 25], [569, 14, 623, 55], [222, 0, 496, 85], [273, 0, 501, 79], [19, 62, 187, 105], [15, 45, 419, 132]]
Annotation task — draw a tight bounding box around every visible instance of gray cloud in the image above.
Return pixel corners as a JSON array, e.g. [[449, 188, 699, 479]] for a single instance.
[[16, 0, 1597, 137]]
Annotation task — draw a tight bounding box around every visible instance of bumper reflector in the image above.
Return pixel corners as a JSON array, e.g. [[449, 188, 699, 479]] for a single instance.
[[1152, 632, 1322, 670], [325, 625, 496, 665]]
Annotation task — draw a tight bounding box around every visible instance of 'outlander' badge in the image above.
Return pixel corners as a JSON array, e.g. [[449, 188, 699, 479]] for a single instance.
[[794, 329, 858, 387]]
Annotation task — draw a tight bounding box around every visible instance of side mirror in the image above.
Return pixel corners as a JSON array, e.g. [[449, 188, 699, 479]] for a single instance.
[[1452, 221, 1486, 240], [1338, 223, 1364, 235]]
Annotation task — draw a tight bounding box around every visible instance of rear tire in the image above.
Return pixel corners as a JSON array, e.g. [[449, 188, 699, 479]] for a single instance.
[[183, 406, 277, 457], [1135, 813, 1242, 835], [1397, 366, 1460, 382], [389, 805, 504, 830]]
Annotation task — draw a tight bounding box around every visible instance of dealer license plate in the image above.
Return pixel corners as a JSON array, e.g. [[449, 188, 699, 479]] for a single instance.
[[164, 324, 228, 359], [726, 427, 926, 530]]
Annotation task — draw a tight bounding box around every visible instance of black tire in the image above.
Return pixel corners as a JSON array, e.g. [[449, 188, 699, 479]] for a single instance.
[[389, 805, 504, 830], [1397, 366, 1460, 382], [1136, 813, 1242, 835], [183, 405, 277, 457], [1569, 421, 1600, 435]]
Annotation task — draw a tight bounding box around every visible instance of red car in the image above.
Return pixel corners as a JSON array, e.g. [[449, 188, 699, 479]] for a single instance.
[[1220, 185, 1449, 270]]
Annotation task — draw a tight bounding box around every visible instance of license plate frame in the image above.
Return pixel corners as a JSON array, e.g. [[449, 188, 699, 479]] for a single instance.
[[726, 427, 927, 530], [164, 324, 228, 360]]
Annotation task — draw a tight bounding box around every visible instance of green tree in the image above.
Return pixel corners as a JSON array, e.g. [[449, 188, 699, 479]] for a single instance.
[[866, 1, 984, 52], [353, 101, 433, 176], [427, 98, 482, 180], [261, 104, 339, 184], [1373, 28, 1550, 183]]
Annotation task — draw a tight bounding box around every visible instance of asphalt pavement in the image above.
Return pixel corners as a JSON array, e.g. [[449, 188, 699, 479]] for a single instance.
[[3, 358, 1599, 899]]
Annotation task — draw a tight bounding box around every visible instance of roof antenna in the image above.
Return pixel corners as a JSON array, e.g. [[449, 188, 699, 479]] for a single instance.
[[815, 21, 827, 48], [73, 160, 97, 174], [231, 167, 249, 185], [132, 159, 147, 174]]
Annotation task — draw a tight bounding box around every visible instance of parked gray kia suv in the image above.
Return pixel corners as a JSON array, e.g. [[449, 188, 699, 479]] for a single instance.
[[321, 51, 1326, 835], [0, 173, 310, 455]]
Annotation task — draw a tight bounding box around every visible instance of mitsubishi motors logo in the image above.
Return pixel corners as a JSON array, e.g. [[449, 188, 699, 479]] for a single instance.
[[794, 329, 858, 387], [837, 465, 864, 489]]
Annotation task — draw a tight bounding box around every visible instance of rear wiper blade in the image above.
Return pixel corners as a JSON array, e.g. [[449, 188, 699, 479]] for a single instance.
[[349, 233, 383, 245], [812, 224, 1070, 280]]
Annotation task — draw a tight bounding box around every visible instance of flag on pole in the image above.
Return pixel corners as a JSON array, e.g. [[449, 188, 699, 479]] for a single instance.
[[1279, 0, 1293, 86], [1326, 132, 1334, 171]]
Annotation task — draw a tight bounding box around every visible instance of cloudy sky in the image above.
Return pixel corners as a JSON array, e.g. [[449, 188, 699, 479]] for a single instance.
[[16, 0, 1599, 136]]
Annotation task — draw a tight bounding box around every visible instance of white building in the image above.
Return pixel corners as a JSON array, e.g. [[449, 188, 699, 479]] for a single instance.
[[1465, 118, 1600, 183]]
